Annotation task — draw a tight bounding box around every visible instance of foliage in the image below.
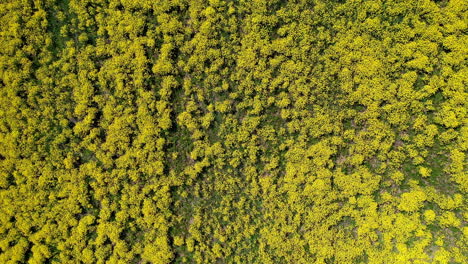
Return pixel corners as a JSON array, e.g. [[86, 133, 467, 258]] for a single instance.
[[0, 0, 467, 263]]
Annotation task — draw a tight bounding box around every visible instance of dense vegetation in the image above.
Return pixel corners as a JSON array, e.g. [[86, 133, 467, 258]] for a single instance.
[[0, 0, 467, 263]]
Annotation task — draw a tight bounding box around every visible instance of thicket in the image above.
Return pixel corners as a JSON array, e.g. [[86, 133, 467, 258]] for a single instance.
[[0, 0, 467, 263]]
